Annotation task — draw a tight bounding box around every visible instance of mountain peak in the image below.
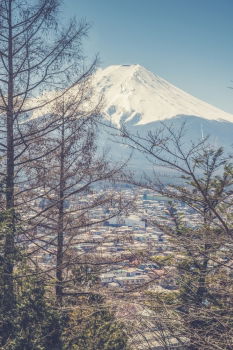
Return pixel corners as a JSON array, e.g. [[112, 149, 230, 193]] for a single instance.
[[94, 64, 233, 127]]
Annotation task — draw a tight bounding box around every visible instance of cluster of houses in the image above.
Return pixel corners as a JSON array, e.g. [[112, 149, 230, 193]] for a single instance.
[[29, 186, 201, 294], [27, 186, 207, 349]]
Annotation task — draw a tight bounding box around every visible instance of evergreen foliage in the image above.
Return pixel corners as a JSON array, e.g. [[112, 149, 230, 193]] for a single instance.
[[63, 296, 128, 350]]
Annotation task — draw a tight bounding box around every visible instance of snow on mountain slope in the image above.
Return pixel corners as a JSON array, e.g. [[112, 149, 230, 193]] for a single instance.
[[94, 64, 233, 126], [26, 63, 233, 176]]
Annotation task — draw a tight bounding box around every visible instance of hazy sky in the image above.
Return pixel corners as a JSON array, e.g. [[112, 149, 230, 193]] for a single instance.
[[62, 0, 233, 113]]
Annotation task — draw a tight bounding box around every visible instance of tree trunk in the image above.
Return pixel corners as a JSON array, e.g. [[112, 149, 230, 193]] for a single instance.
[[56, 118, 65, 305], [3, 0, 15, 309]]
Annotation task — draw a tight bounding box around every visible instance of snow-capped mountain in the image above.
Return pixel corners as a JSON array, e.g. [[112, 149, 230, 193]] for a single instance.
[[94, 64, 233, 127], [29, 63, 233, 174], [94, 64, 233, 175]]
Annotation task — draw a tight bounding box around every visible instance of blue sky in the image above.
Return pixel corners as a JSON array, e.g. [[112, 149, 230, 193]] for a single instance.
[[62, 0, 233, 113]]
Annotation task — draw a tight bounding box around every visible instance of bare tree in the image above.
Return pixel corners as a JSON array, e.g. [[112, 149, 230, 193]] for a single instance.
[[0, 0, 96, 309], [116, 123, 233, 350], [20, 84, 132, 305]]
